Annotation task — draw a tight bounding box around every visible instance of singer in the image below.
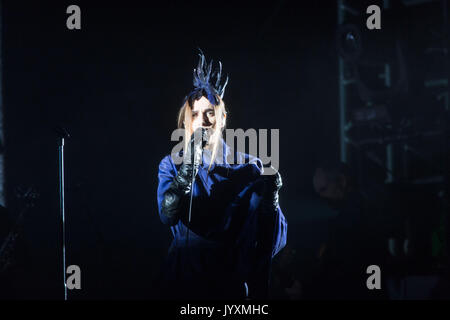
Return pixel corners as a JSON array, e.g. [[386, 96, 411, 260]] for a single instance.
[[155, 51, 287, 300]]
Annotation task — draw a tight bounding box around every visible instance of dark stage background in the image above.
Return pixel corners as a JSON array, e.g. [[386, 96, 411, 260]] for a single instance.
[[1, 0, 448, 299]]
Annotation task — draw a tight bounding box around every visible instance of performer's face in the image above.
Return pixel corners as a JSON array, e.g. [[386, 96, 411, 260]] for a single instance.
[[191, 96, 217, 133]]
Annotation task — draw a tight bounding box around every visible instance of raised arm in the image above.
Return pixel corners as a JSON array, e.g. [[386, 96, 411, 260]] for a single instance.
[[157, 129, 206, 226], [260, 171, 287, 258]]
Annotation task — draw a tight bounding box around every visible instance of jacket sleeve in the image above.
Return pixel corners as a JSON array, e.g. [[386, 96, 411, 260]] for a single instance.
[[271, 206, 287, 258], [255, 195, 287, 258], [245, 182, 288, 299], [157, 155, 183, 226], [247, 157, 287, 258]]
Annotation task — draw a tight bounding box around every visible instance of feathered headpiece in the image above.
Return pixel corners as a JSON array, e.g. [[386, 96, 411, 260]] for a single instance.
[[184, 49, 229, 106]]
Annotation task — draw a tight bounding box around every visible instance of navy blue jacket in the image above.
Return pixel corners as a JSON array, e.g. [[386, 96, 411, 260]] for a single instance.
[[156, 139, 287, 299]]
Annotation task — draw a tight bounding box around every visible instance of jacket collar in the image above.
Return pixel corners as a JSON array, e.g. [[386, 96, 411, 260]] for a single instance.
[[201, 137, 232, 170]]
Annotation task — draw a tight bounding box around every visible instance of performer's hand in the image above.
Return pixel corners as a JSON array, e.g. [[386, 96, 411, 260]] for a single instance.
[[263, 170, 282, 194], [161, 128, 209, 223], [173, 127, 209, 195], [261, 169, 282, 212]]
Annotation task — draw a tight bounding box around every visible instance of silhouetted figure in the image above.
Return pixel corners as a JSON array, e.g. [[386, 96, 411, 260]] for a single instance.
[[308, 161, 385, 299]]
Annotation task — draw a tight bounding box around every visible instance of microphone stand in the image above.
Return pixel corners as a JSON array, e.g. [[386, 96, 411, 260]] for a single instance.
[[186, 128, 208, 246], [55, 126, 70, 301], [186, 160, 196, 246]]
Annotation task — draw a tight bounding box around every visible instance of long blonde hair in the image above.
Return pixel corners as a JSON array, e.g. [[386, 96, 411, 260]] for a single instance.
[[177, 95, 227, 172]]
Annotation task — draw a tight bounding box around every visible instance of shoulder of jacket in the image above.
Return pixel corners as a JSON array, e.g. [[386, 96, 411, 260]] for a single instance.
[[159, 154, 177, 172]]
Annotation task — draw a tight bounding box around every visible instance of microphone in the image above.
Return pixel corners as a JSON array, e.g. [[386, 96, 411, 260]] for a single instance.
[[200, 127, 211, 148], [186, 127, 212, 246], [187, 127, 210, 167], [54, 126, 70, 139], [192, 127, 211, 150]]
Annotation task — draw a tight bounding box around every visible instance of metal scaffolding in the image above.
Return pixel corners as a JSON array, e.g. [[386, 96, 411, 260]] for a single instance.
[[336, 0, 449, 262], [337, 0, 449, 183]]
